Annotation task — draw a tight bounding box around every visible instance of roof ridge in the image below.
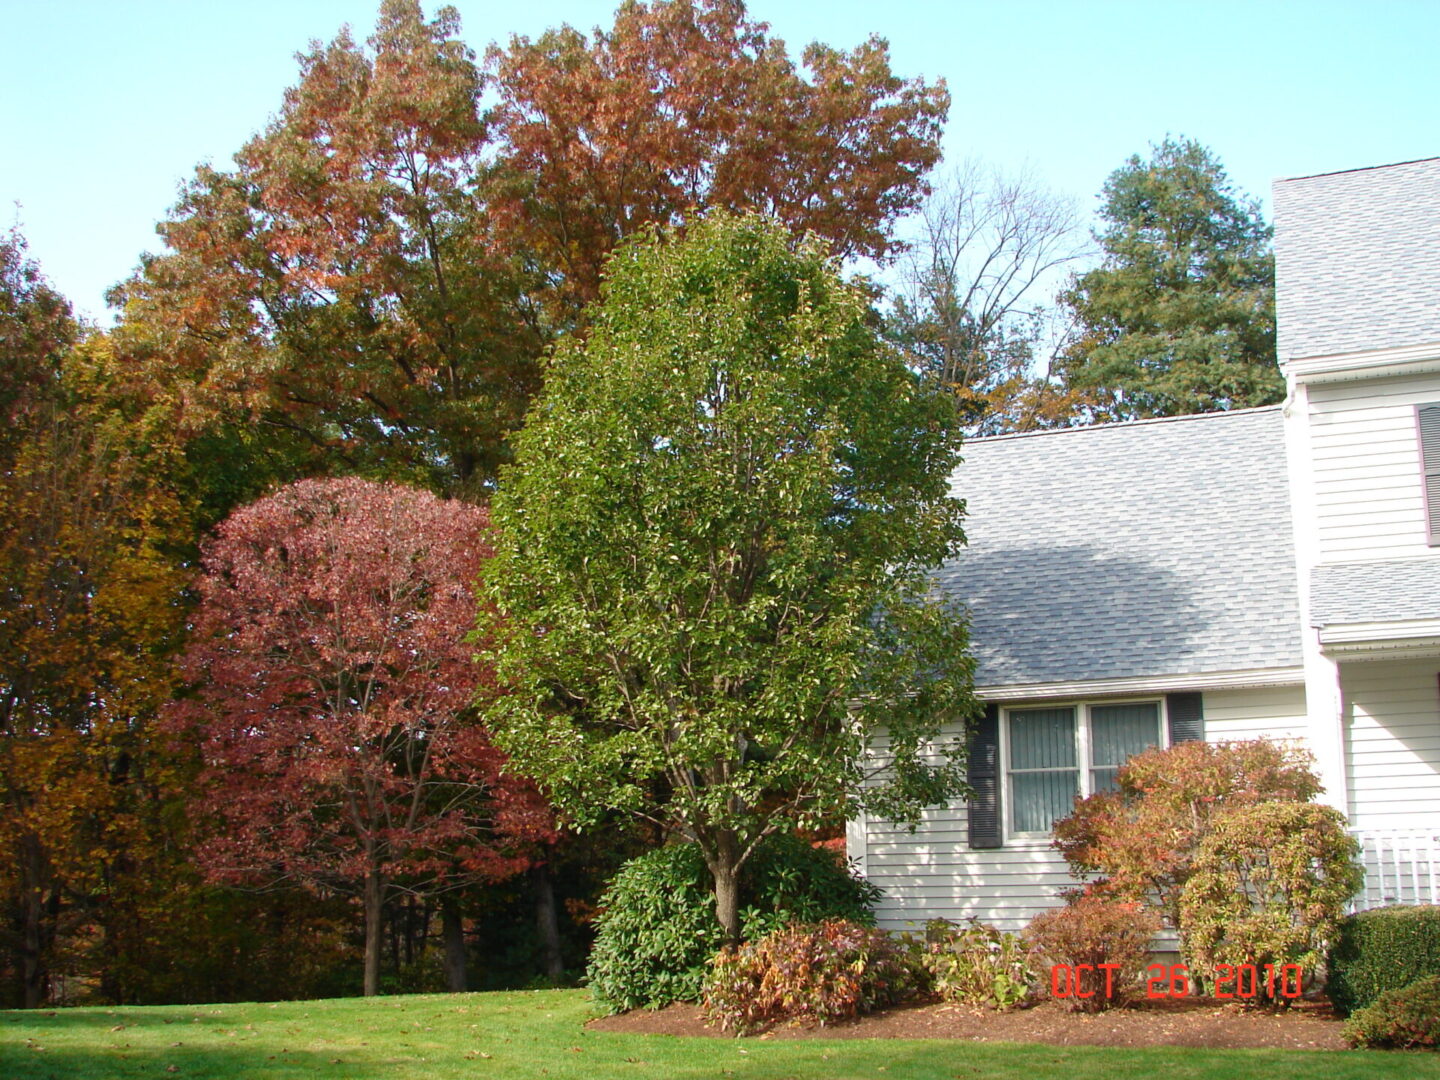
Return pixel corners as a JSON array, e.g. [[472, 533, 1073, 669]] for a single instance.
[[1277, 156, 1440, 183], [965, 404, 1282, 446]]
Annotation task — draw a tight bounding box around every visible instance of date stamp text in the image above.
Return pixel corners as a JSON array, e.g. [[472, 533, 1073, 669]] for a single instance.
[[1048, 962, 1304, 1000]]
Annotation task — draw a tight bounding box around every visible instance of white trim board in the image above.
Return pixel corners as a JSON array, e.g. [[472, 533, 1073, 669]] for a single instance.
[[1286, 341, 1440, 384], [974, 667, 1305, 703]]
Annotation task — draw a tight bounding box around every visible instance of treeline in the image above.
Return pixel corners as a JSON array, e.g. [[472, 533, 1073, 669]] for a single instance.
[[1, 0, 1278, 1009]]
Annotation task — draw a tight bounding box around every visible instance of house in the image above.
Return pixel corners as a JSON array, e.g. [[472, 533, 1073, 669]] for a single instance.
[[848, 157, 1440, 933]]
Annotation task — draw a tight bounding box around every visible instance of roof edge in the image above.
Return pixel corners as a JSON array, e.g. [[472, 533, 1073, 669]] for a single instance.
[[1276, 156, 1440, 185], [964, 404, 1283, 447]]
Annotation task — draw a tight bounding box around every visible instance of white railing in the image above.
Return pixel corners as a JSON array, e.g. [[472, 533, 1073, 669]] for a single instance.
[[1350, 829, 1440, 911]]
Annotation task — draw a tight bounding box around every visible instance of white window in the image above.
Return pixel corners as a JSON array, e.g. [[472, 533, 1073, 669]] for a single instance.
[[1003, 700, 1164, 838]]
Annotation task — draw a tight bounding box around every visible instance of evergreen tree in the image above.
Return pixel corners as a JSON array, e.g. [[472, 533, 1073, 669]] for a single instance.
[[1060, 138, 1280, 419]]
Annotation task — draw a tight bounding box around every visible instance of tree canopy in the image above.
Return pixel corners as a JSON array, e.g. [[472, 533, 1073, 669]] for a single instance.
[[170, 478, 554, 996], [111, 0, 543, 501], [0, 234, 195, 1007], [112, 0, 949, 501], [479, 213, 976, 939], [1059, 137, 1281, 419], [486, 0, 949, 322]]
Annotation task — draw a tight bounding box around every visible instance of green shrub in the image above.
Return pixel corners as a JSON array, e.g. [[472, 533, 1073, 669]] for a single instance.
[[585, 834, 881, 1013], [703, 919, 922, 1034], [1179, 801, 1361, 1003], [917, 918, 1035, 1010], [1342, 975, 1440, 1050], [1329, 905, 1440, 1015], [1023, 897, 1157, 1012]]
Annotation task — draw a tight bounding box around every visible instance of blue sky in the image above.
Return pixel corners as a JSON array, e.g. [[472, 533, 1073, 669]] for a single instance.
[[2, 0, 1436, 322]]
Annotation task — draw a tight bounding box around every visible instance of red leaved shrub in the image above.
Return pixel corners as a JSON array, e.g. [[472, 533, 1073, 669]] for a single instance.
[[1023, 898, 1158, 1012], [702, 919, 922, 1034]]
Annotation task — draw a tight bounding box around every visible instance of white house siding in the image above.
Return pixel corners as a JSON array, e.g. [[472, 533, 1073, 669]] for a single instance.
[[1306, 373, 1440, 562], [1202, 684, 1310, 745], [1343, 657, 1440, 830], [864, 802, 1073, 935]]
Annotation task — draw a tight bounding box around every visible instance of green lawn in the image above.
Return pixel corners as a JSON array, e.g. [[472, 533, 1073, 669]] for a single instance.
[[3, 989, 1436, 1080]]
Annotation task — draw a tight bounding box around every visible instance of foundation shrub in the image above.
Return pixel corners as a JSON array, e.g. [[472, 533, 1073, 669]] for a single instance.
[[1328, 905, 1440, 1015], [1052, 738, 1323, 930], [586, 835, 880, 1013], [1179, 801, 1361, 1003], [1342, 974, 1440, 1050], [919, 918, 1036, 1009], [1023, 897, 1157, 1012], [702, 919, 922, 1034]]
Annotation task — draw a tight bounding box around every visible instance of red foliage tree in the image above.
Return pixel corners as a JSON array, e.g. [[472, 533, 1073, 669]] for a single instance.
[[170, 477, 553, 995]]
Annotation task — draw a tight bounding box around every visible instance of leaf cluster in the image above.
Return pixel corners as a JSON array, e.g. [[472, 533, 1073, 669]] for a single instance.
[[112, 0, 949, 501], [170, 477, 554, 899], [702, 918, 922, 1034], [1179, 801, 1361, 1003], [486, 0, 949, 318], [1342, 975, 1440, 1050], [912, 917, 1036, 1010], [1022, 897, 1158, 1012], [0, 237, 196, 1006], [1328, 905, 1440, 1015]]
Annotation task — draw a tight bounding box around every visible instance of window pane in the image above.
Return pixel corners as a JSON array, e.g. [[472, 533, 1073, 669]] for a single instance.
[[1012, 770, 1079, 833], [1008, 708, 1076, 769], [1091, 766, 1120, 793], [1089, 703, 1160, 768]]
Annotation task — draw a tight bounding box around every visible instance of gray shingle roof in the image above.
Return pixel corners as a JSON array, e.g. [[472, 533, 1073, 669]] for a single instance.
[[1310, 558, 1440, 626], [938, 407, 1302, 689], [1275, 158, 1440, 362]]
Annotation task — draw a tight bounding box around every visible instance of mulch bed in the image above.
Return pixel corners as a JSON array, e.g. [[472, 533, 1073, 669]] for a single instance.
[[588, 996, 1350, 1050]]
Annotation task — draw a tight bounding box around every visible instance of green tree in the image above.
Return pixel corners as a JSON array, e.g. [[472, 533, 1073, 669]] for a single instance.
[[480, 213, 976, 941], [1059, 137, 1280, 419]]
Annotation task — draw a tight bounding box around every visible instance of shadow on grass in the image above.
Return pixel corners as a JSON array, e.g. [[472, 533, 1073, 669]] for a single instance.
[[2, 1044, 358, 1080]]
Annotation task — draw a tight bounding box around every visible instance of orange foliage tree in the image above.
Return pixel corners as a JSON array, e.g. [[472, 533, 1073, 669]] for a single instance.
[[114, 0, 949, 499], [485, 0, 950, 321], [112, 0, 542, 501], [0, 233, 194, 1006]]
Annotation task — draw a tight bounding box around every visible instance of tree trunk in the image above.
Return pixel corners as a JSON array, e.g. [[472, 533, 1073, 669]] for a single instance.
[[530, 863, 564, 982], [363, 869, 384, 997], [709, 832, 744, 944], [20, 835, 49, 1009], [441, 897, 467, 992]]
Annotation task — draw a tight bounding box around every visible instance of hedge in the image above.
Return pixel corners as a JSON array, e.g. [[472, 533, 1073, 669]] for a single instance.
[[1327, 905, 1440, 1014]]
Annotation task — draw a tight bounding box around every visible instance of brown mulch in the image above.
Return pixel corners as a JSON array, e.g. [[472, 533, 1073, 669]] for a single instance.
[[587, 996, 1349, 1050]]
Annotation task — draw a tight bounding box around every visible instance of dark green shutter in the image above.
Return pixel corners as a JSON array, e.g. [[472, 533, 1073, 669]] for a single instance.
[[1166, 693, 1204, 744], [1419, 405, 1440, 545], [967, 703, 1002, 849]]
